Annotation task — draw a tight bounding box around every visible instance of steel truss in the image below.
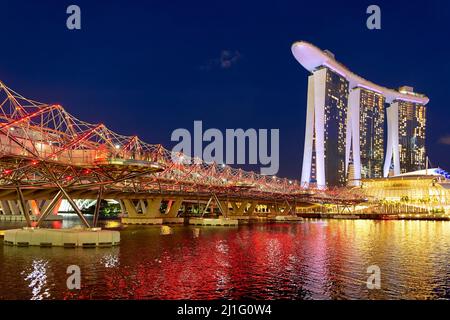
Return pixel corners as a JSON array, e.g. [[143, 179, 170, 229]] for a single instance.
[[0, 80, 366, 227]]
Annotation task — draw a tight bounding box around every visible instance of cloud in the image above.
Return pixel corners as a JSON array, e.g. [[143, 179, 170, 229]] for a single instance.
[[438, 135, 450, 145], [200, 50, 242, 71]]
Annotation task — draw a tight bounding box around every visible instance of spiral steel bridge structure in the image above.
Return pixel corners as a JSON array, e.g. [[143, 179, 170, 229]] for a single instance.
[[0, 80, 366, 227]]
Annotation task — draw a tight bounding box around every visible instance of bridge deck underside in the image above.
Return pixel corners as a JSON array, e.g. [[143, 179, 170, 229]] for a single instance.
[[0, 187, 309, 203]]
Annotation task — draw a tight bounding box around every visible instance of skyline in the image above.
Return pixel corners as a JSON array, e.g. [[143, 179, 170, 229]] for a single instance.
[[1, 0, 450, 179]]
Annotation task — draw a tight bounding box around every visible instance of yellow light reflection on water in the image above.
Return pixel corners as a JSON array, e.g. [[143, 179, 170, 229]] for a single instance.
[[160, 225, 173, 235], [325, 219, 450, 299], [102, 220, 122, 229]]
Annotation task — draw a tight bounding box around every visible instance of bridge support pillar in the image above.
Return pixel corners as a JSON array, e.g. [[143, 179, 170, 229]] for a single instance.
[[246, 201, 257, 215], [230, 201, 262, 223], [123, 199, 139, 217], [230, 202, 238, 215], [219, 201, 229, 216], [268, 203, 286, 215], [166, 199, 182, 217], [8, 200, 21, 215], [144, 198, 163, 217], [230, 202, 248, 216], [1, 200, 12, 215], [121, 198, 165, 225], [139, 200, 147, 214], [40, 200, 50, 216], [28, 200, 40, 216], [39, 199, 61, 217], [119, 200, 126, 215]]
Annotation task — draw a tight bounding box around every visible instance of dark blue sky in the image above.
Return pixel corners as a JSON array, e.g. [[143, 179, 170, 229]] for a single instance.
[[1, 0, 450, 179]]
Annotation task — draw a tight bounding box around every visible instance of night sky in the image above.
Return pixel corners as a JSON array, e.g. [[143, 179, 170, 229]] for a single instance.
[[1, 0, 450, 179]]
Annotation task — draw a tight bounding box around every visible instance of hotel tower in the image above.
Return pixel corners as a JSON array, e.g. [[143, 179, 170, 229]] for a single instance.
[[292, 41, 429, 188]]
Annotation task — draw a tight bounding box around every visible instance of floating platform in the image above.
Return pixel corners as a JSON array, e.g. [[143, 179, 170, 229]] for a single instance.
[[233, 216, 269, 224], [270, 216, 304, 222], [162, 217, 184, 224], [121, 217, 163, 225], [121, 217, 184, 225], [0, 215, 63, 222], [189, 218, 238, 226], [331, 215, 360, 219], [0, 215, 27, 222], [3, 228, 120, 248]]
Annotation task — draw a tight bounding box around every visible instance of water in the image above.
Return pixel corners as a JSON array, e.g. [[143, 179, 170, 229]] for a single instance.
[[1, 218, 450, 300]]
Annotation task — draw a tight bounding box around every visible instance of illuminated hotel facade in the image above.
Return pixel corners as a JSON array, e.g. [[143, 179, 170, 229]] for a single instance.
[[384, 97, 427, 175], [351, 87, 385, 179], [292, 41, 429, 188], [303, 67, 349, 187]]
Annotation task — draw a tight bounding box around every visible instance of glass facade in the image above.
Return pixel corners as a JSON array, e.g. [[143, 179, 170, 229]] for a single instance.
[[311, 136, 316, 183], [397, 100, 427, 173], [295, 42, 430, 185], [303, 63, 427, 187], [359, 88, 385, 178], [323, 68, 349, 186]]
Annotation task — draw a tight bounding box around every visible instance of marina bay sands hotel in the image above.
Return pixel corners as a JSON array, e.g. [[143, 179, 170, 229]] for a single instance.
[[292, 41, 429, 188]]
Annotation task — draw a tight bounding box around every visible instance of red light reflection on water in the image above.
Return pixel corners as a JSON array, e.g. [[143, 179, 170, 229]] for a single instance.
[[2, 220, 450, 300], [98, 224, 355, 299]]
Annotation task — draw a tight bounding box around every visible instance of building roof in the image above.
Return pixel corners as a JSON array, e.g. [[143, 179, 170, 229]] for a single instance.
[[291, 41, 430, 104], [361, 168, 450, 183], [394, 168, 450, 179]]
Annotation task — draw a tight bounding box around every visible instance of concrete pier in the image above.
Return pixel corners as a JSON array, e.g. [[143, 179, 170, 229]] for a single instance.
[[121, 217, 163, 225], [0, 215, 63, 222], [121, 217, 184, 225], [331, 214, 360, 219], [271, 216, 304, 222], [189, 218, 238, 226], [3, 228, 120, 248], [233, 216, 269, 224], [162, 217, 184, 224], [0, 215, 27, 222]]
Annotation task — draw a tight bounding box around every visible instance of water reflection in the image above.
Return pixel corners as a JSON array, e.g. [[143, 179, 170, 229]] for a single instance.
[[192, 228, 200, 238], [101, 254, 119, 268], [22, 260, 50, 300], [1, 219, 450, 299]]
